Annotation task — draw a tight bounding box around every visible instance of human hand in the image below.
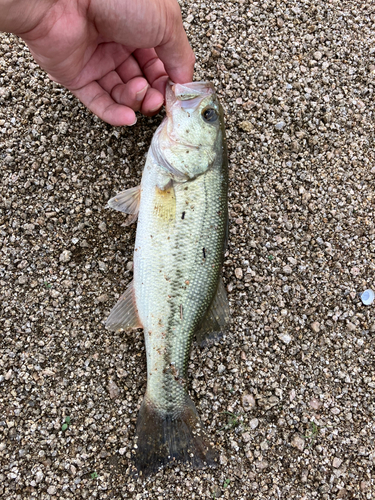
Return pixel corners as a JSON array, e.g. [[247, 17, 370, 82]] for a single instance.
[[8, 0, 195, 126]]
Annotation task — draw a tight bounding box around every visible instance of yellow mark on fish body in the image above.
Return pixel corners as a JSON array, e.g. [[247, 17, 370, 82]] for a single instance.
[[153, 185, 176, 222]]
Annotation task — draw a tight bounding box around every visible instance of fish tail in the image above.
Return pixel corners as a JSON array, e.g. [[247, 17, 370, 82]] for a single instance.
[[133, 396, 217, 475]]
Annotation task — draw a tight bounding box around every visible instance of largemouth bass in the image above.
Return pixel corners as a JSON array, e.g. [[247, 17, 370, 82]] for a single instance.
[[106, 81, 229, 475]]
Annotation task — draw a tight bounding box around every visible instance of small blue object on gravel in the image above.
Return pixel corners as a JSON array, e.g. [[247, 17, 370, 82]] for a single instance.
[[360, 289, 374, 306]]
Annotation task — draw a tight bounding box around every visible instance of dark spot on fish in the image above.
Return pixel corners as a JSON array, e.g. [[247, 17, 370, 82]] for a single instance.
[[203, 248, 206, 259], [181, 211, 185, 219], [186, 150, 189, 154], [184, 187, 188, 190], [186, 129, 189, 134]]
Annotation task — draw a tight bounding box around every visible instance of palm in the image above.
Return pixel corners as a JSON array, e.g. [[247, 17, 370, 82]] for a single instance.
[[20, 0, 194, 126]]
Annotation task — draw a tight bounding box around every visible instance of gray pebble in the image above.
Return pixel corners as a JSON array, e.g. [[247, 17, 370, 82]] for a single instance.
[[59, 250, 72, 263], [242, 393, 256, 411], [275, 121, 286, 130]]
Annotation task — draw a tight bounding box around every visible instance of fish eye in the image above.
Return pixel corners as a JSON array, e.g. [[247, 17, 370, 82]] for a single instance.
[[202, 107, 218, 123]]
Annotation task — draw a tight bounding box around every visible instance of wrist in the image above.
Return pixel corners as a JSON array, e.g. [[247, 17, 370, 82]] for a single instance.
[[0, 0, 56, 34]]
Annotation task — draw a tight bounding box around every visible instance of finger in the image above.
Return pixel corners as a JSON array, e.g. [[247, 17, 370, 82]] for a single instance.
[[151, 74, 169, 100], [88, 0, 194, 84], [140, 87, 165, 116], [156, 38, 195, 84], [70, 42, 133, 89], [70, 81, 136, 127], [155, 3, 195, 83], [97, 70, 123, 94], [111, 76, 149, 112], [115, 54, 144, 84], [133, 48, 168, 88]]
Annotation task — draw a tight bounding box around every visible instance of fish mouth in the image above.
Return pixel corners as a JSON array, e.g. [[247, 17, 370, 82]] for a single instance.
[[165, 80, 215, 113]]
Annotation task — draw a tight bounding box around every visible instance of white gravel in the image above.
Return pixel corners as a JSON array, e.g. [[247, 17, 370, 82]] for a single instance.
[[1, 0, 375, 498]]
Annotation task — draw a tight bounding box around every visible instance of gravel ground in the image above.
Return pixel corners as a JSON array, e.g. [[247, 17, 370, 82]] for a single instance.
[[1, 0, 375, 498]]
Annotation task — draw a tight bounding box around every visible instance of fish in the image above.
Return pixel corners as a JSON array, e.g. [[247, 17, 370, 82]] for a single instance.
[[105, 81, 229, 475]]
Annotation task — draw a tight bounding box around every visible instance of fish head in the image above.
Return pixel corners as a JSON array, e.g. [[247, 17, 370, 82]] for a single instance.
[[152, 81, 224, 182]]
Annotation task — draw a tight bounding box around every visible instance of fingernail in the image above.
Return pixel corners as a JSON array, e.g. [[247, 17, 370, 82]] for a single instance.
[[136, 85, 149, 101], [128, 117, 137, 126]]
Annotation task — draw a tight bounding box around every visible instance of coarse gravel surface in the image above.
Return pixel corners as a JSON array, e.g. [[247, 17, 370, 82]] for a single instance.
[[1, 0, 375, 499]]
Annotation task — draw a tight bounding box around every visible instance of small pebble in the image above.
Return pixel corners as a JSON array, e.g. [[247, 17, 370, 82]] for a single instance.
[[235, 268, 243, 279], [242, 432, 251, 443], [332, 457, 342, 468], [278, 333, 292, 344], [98, 261, 108, 272], [275, 121, 286, 130], [282, 265, 292, 275], [309, 398, 322, 410], [313, 51, 323, 61], [107, 380, 120, 399], [242, 394, 256, 411], [249, 418, 259, 430], [310, 322, 320, 333], [239, 121, 253, 133], [59, 250, 72, 263], [291, 435, 305, 451]]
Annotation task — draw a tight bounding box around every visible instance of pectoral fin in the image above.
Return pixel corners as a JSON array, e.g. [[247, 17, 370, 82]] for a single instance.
[[106, 186, 141, 225], [105, 280, 142, 332], [195, 278, 230, 345]]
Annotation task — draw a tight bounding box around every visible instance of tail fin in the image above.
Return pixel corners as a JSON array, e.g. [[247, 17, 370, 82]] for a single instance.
[[133, 396, 217, 475]]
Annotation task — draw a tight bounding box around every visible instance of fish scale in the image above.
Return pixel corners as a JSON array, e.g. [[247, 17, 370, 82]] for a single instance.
[[135, 158, 227, 413]]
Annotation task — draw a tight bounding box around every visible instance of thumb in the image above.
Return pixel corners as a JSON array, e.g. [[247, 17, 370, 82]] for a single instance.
[[154, 2, 195, 83]]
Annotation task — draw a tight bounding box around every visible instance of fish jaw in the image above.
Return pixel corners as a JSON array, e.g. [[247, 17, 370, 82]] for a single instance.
[[165, 80, 215, 112]]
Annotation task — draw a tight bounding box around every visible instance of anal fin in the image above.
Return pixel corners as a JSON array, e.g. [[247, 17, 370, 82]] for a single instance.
[[195, 278, 230, 345], [106, 186, 141, 226], [105, 280, 142, 332]]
